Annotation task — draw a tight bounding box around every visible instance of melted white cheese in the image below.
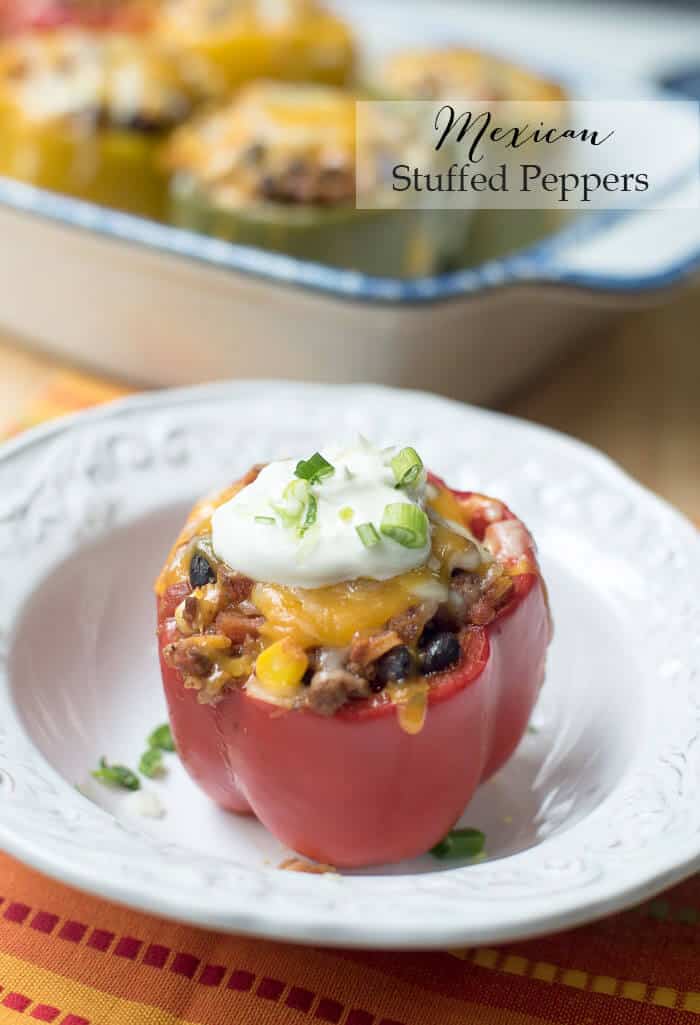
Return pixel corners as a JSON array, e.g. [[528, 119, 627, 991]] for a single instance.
[[211, 441, 430, 587]]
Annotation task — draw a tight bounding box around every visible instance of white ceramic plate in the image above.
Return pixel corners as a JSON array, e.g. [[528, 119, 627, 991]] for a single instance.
[[1, 381, 699, 949]]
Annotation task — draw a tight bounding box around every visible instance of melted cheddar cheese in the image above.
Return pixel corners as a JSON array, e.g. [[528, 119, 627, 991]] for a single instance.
[[156, 467, 502, 729], [253, 568, 437, 649], [250, 500, 484, 648]]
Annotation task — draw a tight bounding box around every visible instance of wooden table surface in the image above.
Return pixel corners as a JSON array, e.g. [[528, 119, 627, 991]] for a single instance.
[[1, 284, 698, 521]]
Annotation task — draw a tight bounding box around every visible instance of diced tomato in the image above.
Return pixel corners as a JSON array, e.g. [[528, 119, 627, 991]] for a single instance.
[[159, 580, 191, 620]]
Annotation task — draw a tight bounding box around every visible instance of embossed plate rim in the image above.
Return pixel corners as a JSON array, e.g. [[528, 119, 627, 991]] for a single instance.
[[0, 380, 699, 949]]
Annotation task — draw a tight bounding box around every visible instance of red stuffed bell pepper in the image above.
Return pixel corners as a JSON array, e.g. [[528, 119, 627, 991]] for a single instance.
[[0, 1, 154, 33], [156, 443, 551, 868]]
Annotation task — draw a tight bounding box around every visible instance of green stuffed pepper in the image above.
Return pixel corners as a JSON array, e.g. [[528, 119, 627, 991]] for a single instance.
[[373, 46, 569, 267], [164, 79, 466, 277]]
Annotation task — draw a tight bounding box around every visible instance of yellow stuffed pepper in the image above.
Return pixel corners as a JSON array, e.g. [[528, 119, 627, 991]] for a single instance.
[[165, 79, 466, 277], [154, 0, 355, 97], [0, 29, 194, 218]]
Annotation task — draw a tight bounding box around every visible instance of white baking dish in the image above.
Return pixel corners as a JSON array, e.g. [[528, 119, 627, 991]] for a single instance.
[[0, 0, 698, 402]]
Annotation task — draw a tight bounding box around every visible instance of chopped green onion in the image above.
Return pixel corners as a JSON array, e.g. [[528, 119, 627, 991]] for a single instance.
[[284, 478, 309, 502], [299, 493, 318, 536], [295, 452, 335, 485], [139, 747, 165, 778], [296, 523, 320, 562], [92, 757, 140, 791], [430, 827, 485, 860], [255, 515, 276, 525], [270, 503, 301, 527], [339, 506, 354, 522], [148, 723, 175, 752], [391, 447, 424, 488], [271, 479, 308, 527], [356, 522, 380, 548], [380, 503, 429, 549]]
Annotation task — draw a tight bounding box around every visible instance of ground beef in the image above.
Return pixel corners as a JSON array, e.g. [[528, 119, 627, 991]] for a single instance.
[[348, 630, 402, 667], [217, 566, 254, 606], [165, 640, 212, 678], [468, 598, 497, 626], [306, 669, 371, 716], [456, 565, 514, 626], [386, 601, 437, 646], [256, 156, 355, 206], [215, 609, 263, 644], [450, 570, 482, 608]]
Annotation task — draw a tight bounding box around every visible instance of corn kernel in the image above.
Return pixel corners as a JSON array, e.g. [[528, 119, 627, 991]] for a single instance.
[[255, 639, 309, 698]]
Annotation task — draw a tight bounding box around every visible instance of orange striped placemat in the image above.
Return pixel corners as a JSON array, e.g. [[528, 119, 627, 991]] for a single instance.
[[3, 370, 130, 437], [1, 369, 699, 1025]]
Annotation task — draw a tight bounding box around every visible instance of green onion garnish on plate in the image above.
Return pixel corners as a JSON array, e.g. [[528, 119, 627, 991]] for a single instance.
[[391, 447, 423, 488], [356, 522, 380, 548], [380, 503, 428, 549], [148, 723, 175, 752], [139, 747, 165, 778], [430, 827, 485, 860], [92, 757, 140, 791], [295, 452, 335, 485], [255, 515, 276, 525]]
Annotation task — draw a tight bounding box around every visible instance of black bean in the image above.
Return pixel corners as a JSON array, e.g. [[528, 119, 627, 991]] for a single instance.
[[287, 158, 309, 176], [260, 174, 279, 199], [113, 112, 167, 135], [418, 619, 440, 649], [419, 632, 461, 675], [320, 165, 344, 180], [243, 142, 266, 165], [375, 645, 416, 684], [189, 552, 215, 588]]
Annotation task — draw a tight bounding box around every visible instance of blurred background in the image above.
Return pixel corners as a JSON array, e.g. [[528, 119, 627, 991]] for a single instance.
[[0, 0, 697, 521]]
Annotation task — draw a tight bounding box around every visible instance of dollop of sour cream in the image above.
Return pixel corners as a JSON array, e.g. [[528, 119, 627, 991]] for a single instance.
[[211, 441, 431, 588]]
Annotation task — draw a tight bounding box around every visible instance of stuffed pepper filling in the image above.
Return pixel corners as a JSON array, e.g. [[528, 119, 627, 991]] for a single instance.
[[0, 29, 192, 134], [156, 441, 539, 730], [379, 46, 567, 102], [165, 79, 413, 209]]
